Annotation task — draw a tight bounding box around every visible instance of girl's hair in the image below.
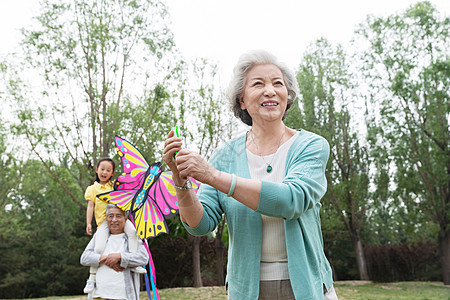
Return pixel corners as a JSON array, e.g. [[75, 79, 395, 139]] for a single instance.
[[226, 49, 299, 126], [94, 157, 116, 183]]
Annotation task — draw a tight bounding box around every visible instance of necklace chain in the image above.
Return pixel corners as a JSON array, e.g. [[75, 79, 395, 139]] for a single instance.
[[250, 127, 285, 173]]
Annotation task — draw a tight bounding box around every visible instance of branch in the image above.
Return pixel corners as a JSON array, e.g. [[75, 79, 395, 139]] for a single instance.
[[52, 108, 78, 164], [399, 97, 439, 214], [0, 172, 22, 210], [25, 131, 85, 210], [71, 94, 93, 171], [136, 95, 159, 145], [77, 6, 98, 159], [401, 195, 439, 224], [423, 129, 446, 150], [327, 179, 352, 237]]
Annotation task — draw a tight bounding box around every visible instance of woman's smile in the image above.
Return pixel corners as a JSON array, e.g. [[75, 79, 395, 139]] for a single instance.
[[261, 100, 279, 107]]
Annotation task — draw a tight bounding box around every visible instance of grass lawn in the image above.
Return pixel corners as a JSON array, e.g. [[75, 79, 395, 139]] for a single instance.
[[10, 281, 450, 300], [139, 281, 449, 300], [332, 281, 449, 300]]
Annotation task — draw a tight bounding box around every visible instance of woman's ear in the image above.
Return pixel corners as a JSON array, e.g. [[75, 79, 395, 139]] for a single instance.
[[239, 97, 246, 110]]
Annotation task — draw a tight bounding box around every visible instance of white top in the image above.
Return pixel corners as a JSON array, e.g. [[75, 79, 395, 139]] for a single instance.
[[247, 131, 299, 281], [93, 233, 128, 300]]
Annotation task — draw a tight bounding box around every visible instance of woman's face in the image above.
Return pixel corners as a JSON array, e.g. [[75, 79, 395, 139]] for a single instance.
[[240, 64, 288, 126]]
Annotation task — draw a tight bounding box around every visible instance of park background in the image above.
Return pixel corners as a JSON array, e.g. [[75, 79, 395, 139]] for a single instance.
[[0, 0, 449, 298]]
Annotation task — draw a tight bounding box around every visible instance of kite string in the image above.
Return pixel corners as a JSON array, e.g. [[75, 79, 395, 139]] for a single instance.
[[144, 239, 159, 300]]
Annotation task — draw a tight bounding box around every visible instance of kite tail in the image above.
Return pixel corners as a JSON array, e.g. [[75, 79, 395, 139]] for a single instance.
[[143, 239, 159, 300], [144, 272, 152, 299], [128, 214, 159, 300]]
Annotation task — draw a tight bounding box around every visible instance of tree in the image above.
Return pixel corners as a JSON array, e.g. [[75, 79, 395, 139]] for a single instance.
[[0, 160, 89, 298], [0, 122, 24, 240], [175, 58, 233, 287], [364, 124, 439, 246], [356, 1, 450, 284], [288, 38, 370, 280], [2, 0, 179, 210]]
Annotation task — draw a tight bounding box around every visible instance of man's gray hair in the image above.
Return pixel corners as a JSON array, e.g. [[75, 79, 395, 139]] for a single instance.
[[226, 49, 299, 126], [105, 203, 128, 218]]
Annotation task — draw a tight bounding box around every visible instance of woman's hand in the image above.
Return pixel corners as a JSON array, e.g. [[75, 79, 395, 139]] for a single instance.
[[163, 129, 206, 227], [174, 149, 218, 185], [163, 130, 217, 185], [163, 130, 185, 185]]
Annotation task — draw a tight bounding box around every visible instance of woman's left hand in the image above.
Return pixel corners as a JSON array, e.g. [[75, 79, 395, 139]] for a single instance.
[[174, 149, 218, 185]]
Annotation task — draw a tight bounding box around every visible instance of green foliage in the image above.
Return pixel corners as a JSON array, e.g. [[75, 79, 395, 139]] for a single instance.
[[356, 1, 449, 283], [117, 83, 176, 162], [288, 37, 370, 279], [176, 58, 233, 160], [0, 161, 89, 298], [365, 241, 441, 282], [3, 0, 179, 203], [0, 0, 186, 297], [0, 121, 25, 244], [356, 0, 449, 242]]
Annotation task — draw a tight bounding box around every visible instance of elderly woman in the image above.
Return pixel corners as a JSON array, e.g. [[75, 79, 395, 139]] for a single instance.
[[163, 50, 337, 300]]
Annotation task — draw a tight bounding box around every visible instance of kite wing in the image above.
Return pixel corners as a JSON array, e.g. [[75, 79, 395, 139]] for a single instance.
[[115, 136, 149, 190], [98, 136, 201, 240], [147, 171, 200, 219]]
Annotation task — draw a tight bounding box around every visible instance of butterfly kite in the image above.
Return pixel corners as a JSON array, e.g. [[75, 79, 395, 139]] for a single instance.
[[97, 136, 200, 300]]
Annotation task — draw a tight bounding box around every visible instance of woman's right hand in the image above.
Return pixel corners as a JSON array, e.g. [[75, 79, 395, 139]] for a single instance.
[[163, 129, 185, 185]]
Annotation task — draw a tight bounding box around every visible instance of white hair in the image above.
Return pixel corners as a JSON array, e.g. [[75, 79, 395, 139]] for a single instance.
[[226, 49, 299, 126]]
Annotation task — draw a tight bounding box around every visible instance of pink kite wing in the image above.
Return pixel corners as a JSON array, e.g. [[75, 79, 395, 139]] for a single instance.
[[115, 136, 149, 182], [100, 136, 203, 240], [97, 189, 137, 213], [115, 171, 147, 191], [147, 171, 201, 219], [134, 197, 169, 239]]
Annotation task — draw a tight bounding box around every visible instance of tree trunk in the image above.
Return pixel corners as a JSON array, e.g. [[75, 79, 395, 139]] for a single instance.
[[190, 234, 203, 287], [215, 233, 225, 285], [438, 225, 450, 285], [353, 235, 370, 280]]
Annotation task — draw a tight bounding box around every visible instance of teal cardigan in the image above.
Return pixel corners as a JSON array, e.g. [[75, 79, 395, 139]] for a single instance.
[[184, 129, 333, 300]]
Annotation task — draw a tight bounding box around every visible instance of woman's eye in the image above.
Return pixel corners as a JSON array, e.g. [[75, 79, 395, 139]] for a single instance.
[[274, 81, 284, 86]]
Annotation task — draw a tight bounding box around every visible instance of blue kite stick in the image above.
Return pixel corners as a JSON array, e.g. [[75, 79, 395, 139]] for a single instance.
[[144, 267, 158, 300], [144, 273, 152, 300], [143, 239, 159, 300]]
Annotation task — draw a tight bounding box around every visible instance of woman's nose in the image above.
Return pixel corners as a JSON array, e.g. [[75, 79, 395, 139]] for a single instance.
[[264, 85, 276, 97]]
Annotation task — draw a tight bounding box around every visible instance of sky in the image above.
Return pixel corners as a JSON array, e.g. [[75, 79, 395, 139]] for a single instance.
[[164, 0, 449, 82], [1, 0, 449, 84]]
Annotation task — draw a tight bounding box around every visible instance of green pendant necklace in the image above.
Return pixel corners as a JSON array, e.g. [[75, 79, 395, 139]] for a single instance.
[[250, 128, 286, 173]]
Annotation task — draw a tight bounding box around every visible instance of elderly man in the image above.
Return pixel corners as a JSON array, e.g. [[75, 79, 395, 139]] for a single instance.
[[81, 204, 148, 300]]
